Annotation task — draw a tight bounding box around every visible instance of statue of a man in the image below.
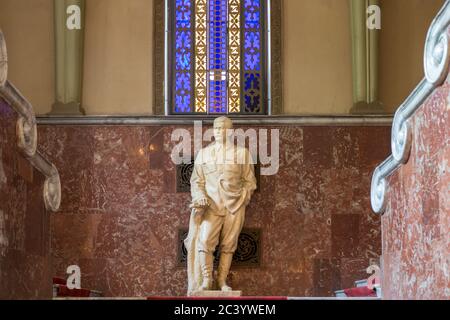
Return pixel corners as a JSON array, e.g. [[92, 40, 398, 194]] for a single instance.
[[185, 116, 257, 295]]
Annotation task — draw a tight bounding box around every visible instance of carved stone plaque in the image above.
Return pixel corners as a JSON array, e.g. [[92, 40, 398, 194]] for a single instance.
[[178, 228, 261, 267], [176, 162, 194, 193]]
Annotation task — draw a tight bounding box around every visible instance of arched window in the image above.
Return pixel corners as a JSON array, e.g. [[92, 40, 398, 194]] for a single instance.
[[167, 0, 269, 115]]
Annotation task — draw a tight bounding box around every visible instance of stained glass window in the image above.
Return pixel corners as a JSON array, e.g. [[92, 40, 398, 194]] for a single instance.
[[169, 0, 268, 114]]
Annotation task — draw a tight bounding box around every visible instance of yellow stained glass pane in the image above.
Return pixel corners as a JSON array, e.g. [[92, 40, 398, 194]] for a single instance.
[[228, 0, 241, 113], [195, 0, 207, 113]]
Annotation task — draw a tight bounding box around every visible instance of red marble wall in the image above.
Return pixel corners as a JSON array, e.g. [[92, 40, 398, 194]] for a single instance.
[[0, 98, 52, 299], [37, 123, 391, 297], [382, 78, 450, 300]]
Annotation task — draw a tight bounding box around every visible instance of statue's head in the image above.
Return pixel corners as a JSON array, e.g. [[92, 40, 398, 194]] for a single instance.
[[213, 116, 233, 144]]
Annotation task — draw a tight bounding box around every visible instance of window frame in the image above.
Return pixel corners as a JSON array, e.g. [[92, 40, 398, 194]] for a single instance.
[[153, 0, 282, 116]]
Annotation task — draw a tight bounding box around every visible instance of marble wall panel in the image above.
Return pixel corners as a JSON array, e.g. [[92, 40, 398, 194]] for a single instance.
[[38, 123, 391, 297], [382, 78, 450, 300], [0, 98, 52, 299]]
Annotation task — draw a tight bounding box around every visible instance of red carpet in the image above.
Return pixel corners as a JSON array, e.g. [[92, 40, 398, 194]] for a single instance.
[[55, 285, 92, 297], [343, 287, 377, 297], [52, 277, 66, 285], [53, 276, 99, 298], [148, 296, 288, 300]]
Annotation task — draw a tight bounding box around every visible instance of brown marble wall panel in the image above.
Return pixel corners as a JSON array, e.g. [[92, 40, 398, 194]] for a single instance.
[[382, 77, 450, 300], [313, 258, 341, 296], [331, 214, 360, 258], [0, 98, 52, 299], [37, 123, 391, 297]]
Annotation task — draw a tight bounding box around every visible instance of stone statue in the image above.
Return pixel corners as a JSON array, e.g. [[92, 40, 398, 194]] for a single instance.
[[185, 116, 257, 296]]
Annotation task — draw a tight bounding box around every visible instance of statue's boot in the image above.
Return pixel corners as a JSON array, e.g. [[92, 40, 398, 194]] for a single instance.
[[199, 251, 214, 291], [217, 253, 233, 291]]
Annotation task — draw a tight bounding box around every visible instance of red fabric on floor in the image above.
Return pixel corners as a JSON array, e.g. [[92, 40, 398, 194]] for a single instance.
[[147, 296, 288, 300], [53, 277, 66, 285], [56, 285, 92, 297], [343, 286, 377, 297]]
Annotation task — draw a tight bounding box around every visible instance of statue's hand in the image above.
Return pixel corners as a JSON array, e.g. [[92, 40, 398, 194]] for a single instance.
[[195, 198, 210, 208], [190, 198, 210, 223]]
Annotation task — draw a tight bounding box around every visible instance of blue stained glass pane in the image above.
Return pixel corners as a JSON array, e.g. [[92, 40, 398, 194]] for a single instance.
[[176, 0, 192, 28], [175, 31, 191, 70], [208, 0, 227, 113], [174, 0, 192, 113], [244, 32, 260, 71], [244, 72, 261, 111], [243, 0, 263, 113]]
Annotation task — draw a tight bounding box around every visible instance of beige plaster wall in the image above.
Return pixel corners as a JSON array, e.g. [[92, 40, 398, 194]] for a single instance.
[[0, 0, 445, 115], [82, 0, 154, 115], [282, 0, 353, 114], [379, 0, 445, 113], [0, 0, 54, 114]]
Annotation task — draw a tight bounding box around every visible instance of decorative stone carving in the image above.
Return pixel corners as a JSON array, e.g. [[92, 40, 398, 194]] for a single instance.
[[16, 116, 38, 157], [371, 156, 393, 214], [176, 162, 194, 193], [44, 167, 62, 212], [371, 2, 450, 214], [424, 8, 450, 85]]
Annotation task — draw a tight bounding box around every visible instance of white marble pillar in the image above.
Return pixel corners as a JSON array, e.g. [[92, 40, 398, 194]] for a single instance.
[[49, 0, 86, 115], [349, 0, 384, 114]]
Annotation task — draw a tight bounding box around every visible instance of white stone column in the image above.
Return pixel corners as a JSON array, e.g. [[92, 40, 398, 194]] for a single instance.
[[349, 0, 384, 114], [49, 0, 86, 115]]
